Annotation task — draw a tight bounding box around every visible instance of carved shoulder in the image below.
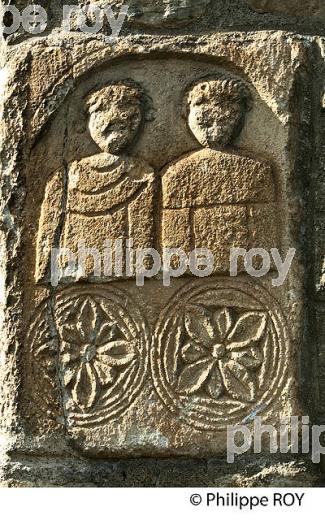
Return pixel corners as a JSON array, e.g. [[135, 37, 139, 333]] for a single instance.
[[68, 154, 154, 195], [162, 148, 275, 209]]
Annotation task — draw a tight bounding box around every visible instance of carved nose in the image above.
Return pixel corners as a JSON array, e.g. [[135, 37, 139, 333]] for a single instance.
[[101, 122, 113, 133]]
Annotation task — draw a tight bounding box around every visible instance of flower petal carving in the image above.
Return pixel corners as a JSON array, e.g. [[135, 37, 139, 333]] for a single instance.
[[227, 312, 267, 350], [71, 363, 98, 411], [62, 363, 76, 387], [93, 360, 116, 386], [60, 325, 81, 345], [96, 322, 118, 346], [181, 341, 207, 363], [77, 299, 98, 343], [231, 345, 263, 369], [177, 357, 214, 395], [184, 305, 216, 345], [206, 366, 224, 399], [220, 359, 257, 403], [60, 341, 82, 364], [213, 307, 233, 343], [97, 340, 136, 366], [177, 305, 267, 403]]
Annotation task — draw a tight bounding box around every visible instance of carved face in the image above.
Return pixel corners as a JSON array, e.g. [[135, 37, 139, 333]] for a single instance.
[[187, 81, 247, 148], [87, 85, 142, 154]]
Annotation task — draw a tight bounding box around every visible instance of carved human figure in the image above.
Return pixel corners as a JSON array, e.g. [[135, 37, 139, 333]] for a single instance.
[[161, 74, 278, 272], [35, 81, 155, 283]]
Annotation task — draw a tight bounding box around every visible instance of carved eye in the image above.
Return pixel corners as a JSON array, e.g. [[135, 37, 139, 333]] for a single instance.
[[192, 96, 203, 107]]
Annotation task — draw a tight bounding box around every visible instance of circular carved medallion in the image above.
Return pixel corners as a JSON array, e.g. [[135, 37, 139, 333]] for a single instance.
[[151, 279, 289, 430], [29, 285, 149, 427]]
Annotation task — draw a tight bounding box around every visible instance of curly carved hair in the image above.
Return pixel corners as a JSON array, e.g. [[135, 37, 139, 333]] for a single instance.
[[84, 80, 144, 116], [183, 74, 252, 117]]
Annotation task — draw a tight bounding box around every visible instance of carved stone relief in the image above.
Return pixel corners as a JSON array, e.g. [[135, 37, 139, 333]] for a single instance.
[[35, 82, 156, 284], [161, 75, 278, 272], [27, 276, 290, 443], [1, 30, 316, 479], [29, 286, 149, 427], [151, 279, 288, 430], [20, 40, 301, 458]]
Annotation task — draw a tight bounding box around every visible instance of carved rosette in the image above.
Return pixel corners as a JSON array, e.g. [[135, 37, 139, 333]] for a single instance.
[[151, 279, 289, 430], [55, 286, 149, 427], [29, 286, 149, 428], [28, 280, 289, 433]]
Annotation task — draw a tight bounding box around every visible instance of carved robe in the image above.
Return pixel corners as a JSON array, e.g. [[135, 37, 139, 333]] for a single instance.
[[35, 153, 155, 283], [161, 147, 278, 272]]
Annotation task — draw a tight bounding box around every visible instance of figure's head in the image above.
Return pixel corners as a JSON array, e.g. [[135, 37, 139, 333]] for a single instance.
[[184, 75, 252, 148], [85, 82, 143, 154]]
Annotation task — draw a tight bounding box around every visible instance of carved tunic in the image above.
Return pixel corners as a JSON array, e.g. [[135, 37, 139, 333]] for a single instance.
[[161, 148, 278, 272], [35, 153, 155, 283]]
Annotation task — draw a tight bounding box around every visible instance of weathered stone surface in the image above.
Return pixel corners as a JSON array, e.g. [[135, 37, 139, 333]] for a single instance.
[[161, 75, 277, 274], [3, 1, 325, 45], [0, 1, 324, 487], [248, 0, 325, 18], [126, 0, 212, 27], [2, 454, 322, 487]]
